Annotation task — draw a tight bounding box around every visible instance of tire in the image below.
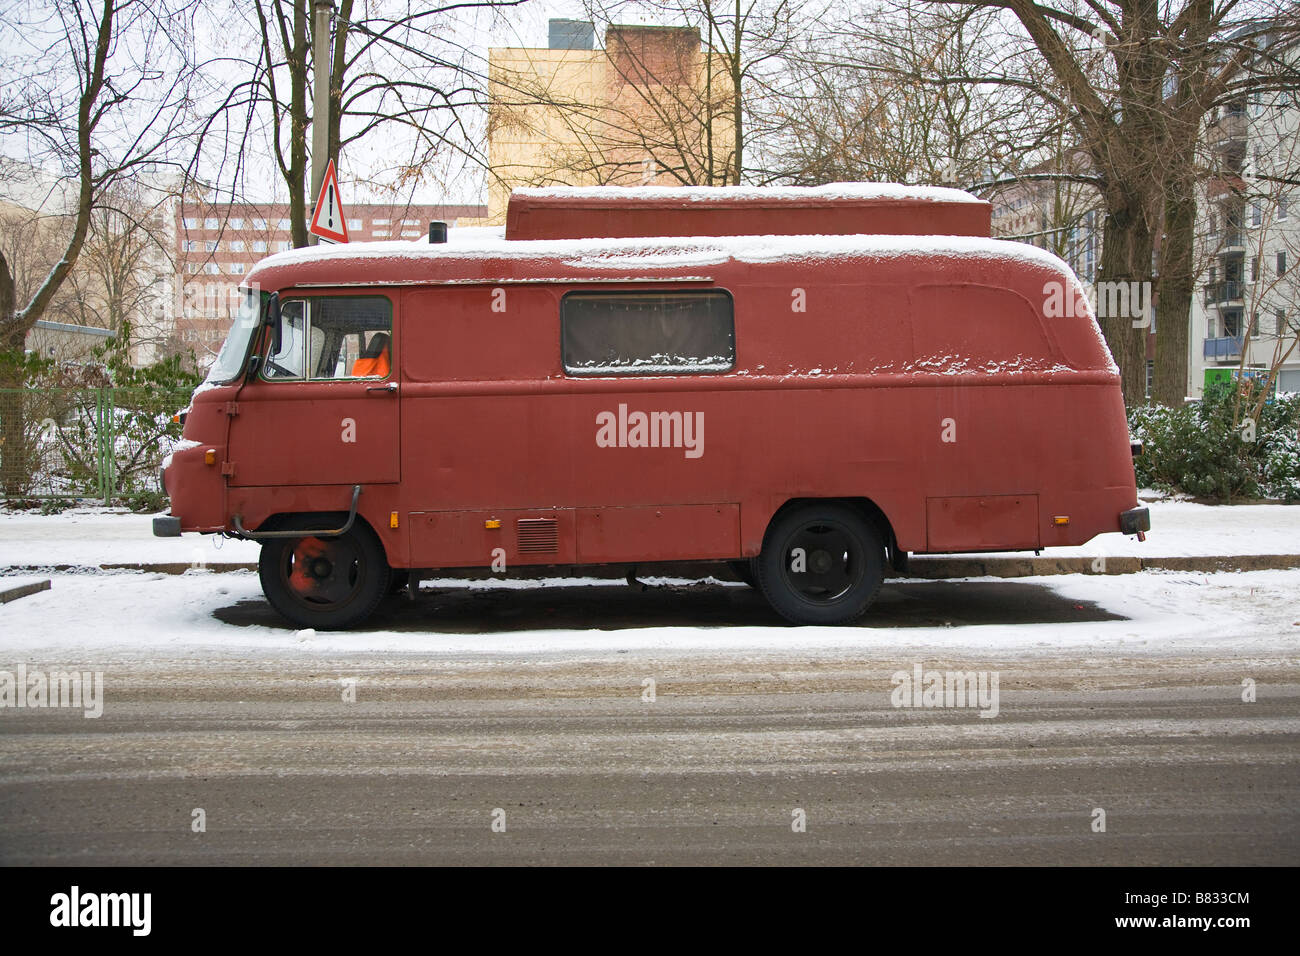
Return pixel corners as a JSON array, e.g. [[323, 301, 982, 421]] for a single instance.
[[257, 516, 392, 630], [756, 502, 885, 625]]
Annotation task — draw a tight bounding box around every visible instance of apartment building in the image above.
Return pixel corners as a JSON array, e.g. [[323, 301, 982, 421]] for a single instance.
[[1191, 72, 1300, 396], [485, 18, 737, 222]]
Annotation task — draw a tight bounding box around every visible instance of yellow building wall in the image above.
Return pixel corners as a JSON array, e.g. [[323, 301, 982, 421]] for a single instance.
[[483, 37, 737, 225]]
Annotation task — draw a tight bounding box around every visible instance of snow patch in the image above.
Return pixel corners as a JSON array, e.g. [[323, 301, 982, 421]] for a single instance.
[[512, 183, 986, 204]]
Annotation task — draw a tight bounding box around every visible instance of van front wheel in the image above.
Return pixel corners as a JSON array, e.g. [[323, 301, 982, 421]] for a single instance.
[[258, 518, 391, 630], [757, 504, 884, 625]]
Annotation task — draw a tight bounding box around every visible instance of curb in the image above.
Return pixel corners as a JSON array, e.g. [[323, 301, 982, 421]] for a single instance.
[[0, 579, 52, 603], [3, 555, 1300, 579]]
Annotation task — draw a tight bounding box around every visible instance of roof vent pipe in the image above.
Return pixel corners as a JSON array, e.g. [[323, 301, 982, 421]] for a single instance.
[[428, 221, 448, 243]]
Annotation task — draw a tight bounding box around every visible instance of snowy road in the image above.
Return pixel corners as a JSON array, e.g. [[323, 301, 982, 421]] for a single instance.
[[1, 566, 1298, 864], [0, 653, 1296, 865]]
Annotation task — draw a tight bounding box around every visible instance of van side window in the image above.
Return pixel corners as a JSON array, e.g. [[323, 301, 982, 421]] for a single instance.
[[261, 296, 393, 381], [561, 290, 735, 375]]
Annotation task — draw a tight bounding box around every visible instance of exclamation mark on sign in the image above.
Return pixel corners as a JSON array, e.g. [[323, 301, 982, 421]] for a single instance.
[[328, 184, 335, 228]]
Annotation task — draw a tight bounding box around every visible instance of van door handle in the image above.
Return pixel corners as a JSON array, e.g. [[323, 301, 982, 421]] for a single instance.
[[366, 382, 398, 394]]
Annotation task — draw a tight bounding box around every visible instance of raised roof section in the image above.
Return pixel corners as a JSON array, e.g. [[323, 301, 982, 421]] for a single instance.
[[506, 183, 992, 240]]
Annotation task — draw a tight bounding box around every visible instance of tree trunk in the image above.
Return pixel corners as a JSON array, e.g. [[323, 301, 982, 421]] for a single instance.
[[1154, 165, 1195, 407], [327, 0, 352, 177], [731, 0, 742, 184], [289, 0, 309, 248], [1098, 201, 1152, 406], [1, 249, 26, 495]]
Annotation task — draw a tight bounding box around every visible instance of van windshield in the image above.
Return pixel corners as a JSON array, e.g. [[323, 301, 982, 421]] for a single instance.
[[206, 289, 266, 385]]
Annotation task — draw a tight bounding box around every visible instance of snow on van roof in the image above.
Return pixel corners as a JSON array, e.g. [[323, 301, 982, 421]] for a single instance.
[[260, 227, 1073, 275], [511, 183, 985, 204]]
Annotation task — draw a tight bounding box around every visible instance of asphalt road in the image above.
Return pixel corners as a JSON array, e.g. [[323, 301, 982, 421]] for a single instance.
[[1, 649, 1296, 865]]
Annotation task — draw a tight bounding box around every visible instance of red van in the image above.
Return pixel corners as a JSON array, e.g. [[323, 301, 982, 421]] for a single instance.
[[156, 184, 1148, 629]]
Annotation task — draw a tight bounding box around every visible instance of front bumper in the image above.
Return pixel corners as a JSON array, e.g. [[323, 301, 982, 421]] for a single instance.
[[1119, 506, 1150, 536]]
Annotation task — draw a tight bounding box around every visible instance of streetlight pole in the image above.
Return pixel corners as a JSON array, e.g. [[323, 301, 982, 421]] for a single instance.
[[309, 0, 334, 244]]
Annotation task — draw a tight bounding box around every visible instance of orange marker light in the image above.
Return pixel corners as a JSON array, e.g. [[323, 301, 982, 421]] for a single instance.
[[1053, 515, 1070, 526], [204, 449, 216, 465], [485, 519, 501, 529], [390, 512, 399, 529]]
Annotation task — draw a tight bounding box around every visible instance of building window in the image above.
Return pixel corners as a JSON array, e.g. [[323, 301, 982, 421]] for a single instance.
[[277, 218, 291, 229], [228, 240, 243, 252], [186, 262, 199, 274], [205, 263, 220, 275], [1279, 251, 1288, 276], [402, 219, 419, 226], [1252, 203, 1262, 227], [230, 263, 246, 275], [1277, 309, 1286, 335], [1251, 256, 1259, 281], [204, 217, 218, 229], [253, 240, 267, 253], [1209, 265, 1217, 283], [1252, 311, 1260, 335], [252, 218, 267, 229], [205, 240, 218, 252], [561, 291, 735, 376], [183, 217, 198, 229], [278, 240, 292, 251], [372, 218, 390, 226], [1280, 197, 1289, 221], [1209, 213, 1217, 235], [182, 240, 197, 252], [348, 219, 362, 229], [229, 218, 243, 229]]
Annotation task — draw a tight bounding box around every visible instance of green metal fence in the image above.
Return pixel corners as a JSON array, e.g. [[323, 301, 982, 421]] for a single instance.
[[0, 387, 194, 504]]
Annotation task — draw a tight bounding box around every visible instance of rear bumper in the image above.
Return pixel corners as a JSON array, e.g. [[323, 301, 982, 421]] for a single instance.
[[1119, 506, 1150, 535]]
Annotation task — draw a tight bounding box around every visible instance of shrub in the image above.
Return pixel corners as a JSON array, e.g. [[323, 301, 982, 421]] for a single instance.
[[1129, 381, 1300, 502]]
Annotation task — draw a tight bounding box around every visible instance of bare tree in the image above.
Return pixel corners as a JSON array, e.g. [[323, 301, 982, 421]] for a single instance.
[[890, 0, 1300, 406], [773, 6, 1061, 187], [189, 0, 527, 244], [0, 0, 199, 493]]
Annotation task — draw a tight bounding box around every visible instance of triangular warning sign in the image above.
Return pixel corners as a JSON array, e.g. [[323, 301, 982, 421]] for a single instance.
[[309, 159, 349, 243]]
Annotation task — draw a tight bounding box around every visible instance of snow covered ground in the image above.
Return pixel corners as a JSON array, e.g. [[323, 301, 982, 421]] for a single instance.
[[1, 566, 1297, 659], [1, 496, 1296, 661], [0, 497, 1296, 568]]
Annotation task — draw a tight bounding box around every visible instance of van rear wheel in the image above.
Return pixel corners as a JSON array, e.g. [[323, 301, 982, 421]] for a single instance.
[[757, 503, 884, 625], [258, 517, 391, 630]]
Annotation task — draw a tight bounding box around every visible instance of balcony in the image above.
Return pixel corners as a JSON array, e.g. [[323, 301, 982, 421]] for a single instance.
[[1204, 336, 1245, 362], [1203, 280, 1244, 306], [1221, 231, 1246, 251], [1206, 109, 1248, 147]]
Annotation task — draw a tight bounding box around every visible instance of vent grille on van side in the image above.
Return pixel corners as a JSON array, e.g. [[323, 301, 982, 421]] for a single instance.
[[517, 518, 559, 554]]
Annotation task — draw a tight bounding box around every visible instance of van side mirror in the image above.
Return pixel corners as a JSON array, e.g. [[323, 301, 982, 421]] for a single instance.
[[266, 292, 282, 355]]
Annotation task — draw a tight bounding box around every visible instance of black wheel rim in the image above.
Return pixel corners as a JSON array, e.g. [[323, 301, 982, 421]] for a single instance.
[[281, 535, 365, 609], [779, 520, 865, 604]]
